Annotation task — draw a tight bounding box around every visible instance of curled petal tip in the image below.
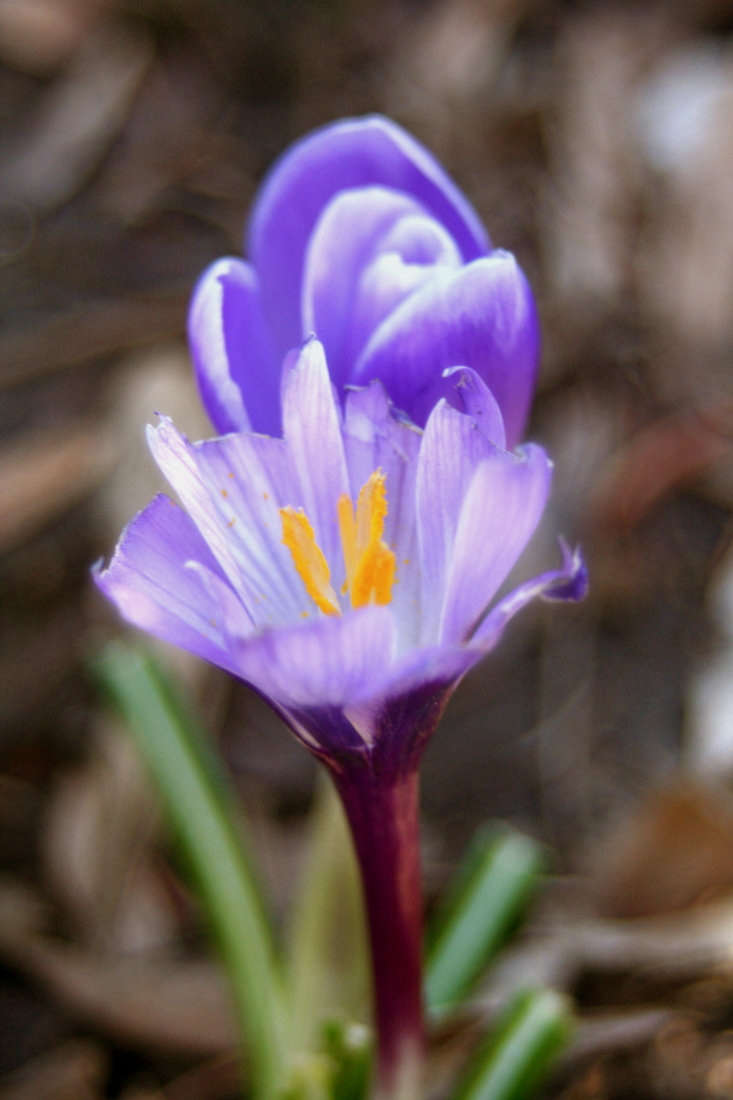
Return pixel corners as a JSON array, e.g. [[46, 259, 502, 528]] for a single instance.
[[545, 542, 588, 603]]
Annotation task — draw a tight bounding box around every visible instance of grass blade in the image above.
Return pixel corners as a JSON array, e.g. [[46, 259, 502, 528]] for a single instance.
[[455, 989, 572, 1100], [95, 642, 288, 1100], [425, 828, 543, 1019]]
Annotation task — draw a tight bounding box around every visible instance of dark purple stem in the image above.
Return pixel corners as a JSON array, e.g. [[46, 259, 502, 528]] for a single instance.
[[330, 763, 424, 1097]]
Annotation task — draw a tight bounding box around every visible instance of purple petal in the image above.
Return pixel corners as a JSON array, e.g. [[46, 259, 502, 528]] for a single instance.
[[471, 541, 588, 652], [347, 215, 461, 370], [231, 605, 396, 713], [342, 381, 422, 646], [439, 444, 553, 645], [364, 641, 477, 711], [249, 115, 490, 360], [301, 187, 425, 387], [416, 398, 497, 641], [441, 366, 506, 449], [353, 252, 539, 445], [303, 190, 462, 387], [147, 418, 306, 626], [188, 258, 280, 436], [93, 494, 246, 676], [281, 339, 350, 576]]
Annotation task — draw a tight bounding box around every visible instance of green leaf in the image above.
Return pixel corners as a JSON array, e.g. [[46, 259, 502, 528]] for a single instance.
[[455, 989, 573, 1100], [425, 828, 543, 1019], [95, 643, 288, 1100]]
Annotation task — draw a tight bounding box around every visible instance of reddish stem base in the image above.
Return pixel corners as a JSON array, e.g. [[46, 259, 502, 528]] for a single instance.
[[331, 764, 424, 1097]]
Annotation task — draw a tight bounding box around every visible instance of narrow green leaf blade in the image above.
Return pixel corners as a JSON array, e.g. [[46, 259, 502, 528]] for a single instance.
[[456, 989, 573, 1100], [425, 828, 543, 1019], [95, 642, 288, 1100]]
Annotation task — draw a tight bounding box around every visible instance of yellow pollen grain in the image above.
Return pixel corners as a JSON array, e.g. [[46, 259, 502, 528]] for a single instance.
[[280, 507, 340, 616], [220, 488, 228, 498]]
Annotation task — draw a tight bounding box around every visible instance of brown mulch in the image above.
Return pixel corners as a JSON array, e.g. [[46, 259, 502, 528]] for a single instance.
[[1, 1, 733, 1096]]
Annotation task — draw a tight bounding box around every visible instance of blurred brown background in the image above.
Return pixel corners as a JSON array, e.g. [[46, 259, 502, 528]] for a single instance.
[[1, 0, 733, 1097]]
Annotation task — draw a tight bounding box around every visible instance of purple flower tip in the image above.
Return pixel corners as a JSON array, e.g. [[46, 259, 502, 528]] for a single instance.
[[188, 115, 539, 447]]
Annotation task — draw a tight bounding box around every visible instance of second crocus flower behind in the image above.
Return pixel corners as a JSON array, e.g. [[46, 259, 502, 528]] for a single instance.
[[95, 340, 585, 1098], [189, 114, 539, 449]]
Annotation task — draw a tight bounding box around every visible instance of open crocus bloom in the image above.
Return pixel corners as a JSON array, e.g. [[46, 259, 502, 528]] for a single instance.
[[189, 115, 538, 449], [95, 338, 585, 775]]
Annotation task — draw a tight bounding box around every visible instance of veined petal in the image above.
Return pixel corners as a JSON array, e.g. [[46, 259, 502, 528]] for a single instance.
[[187, 258, 280, 436], [353, 252, 539, 442], [248, 115, 490, 360], [147, 418, 306, 627], [281, 340, 350, 577], [439, 444, 553, 645], [416, 397, 498, 641], [93, 494, 246, 676], [231, 605, 396, 711]]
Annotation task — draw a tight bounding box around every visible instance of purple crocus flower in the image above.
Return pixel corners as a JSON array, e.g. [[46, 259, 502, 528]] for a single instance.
[[189, 115, 538, 449], [95, 338, 585, 1095]]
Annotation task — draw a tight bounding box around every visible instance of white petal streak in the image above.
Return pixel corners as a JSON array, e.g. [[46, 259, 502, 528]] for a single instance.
[[148, 418, 305, 626], [416, 399, 496, 641], [93, 494, 244, 675], [282, 340, 350, 579]]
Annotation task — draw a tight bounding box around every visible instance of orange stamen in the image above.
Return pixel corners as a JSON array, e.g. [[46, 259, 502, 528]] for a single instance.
[[281, 470, 396, 616], [280, 507, 340, 616], [346, 470, 396, 609]]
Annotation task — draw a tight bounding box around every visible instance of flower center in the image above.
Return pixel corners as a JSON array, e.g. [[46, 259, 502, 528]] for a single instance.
[[280, 470, 396, 617]]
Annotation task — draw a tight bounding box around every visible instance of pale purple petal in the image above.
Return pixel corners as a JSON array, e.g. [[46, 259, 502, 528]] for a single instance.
[[93, 494, 246, 676], [342, 382, 422, 646], [281, 339, 350, 575], [348, 545, 587, 723], [471, 541, 588, 652], [249, 115, 490, 358], [441, 366, 506, 449], [302, 189, 462, 392], [301, 187, 425, 387], [353, 252, 539, 443], [187, 258, 280, 436], [439, 444, 553, 645], [147, 418, 305, 626], [416, 398, 498, 641], [347, 214, 461, 372], [356, 642, 477, 711], [231, 605, 396, 711]]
